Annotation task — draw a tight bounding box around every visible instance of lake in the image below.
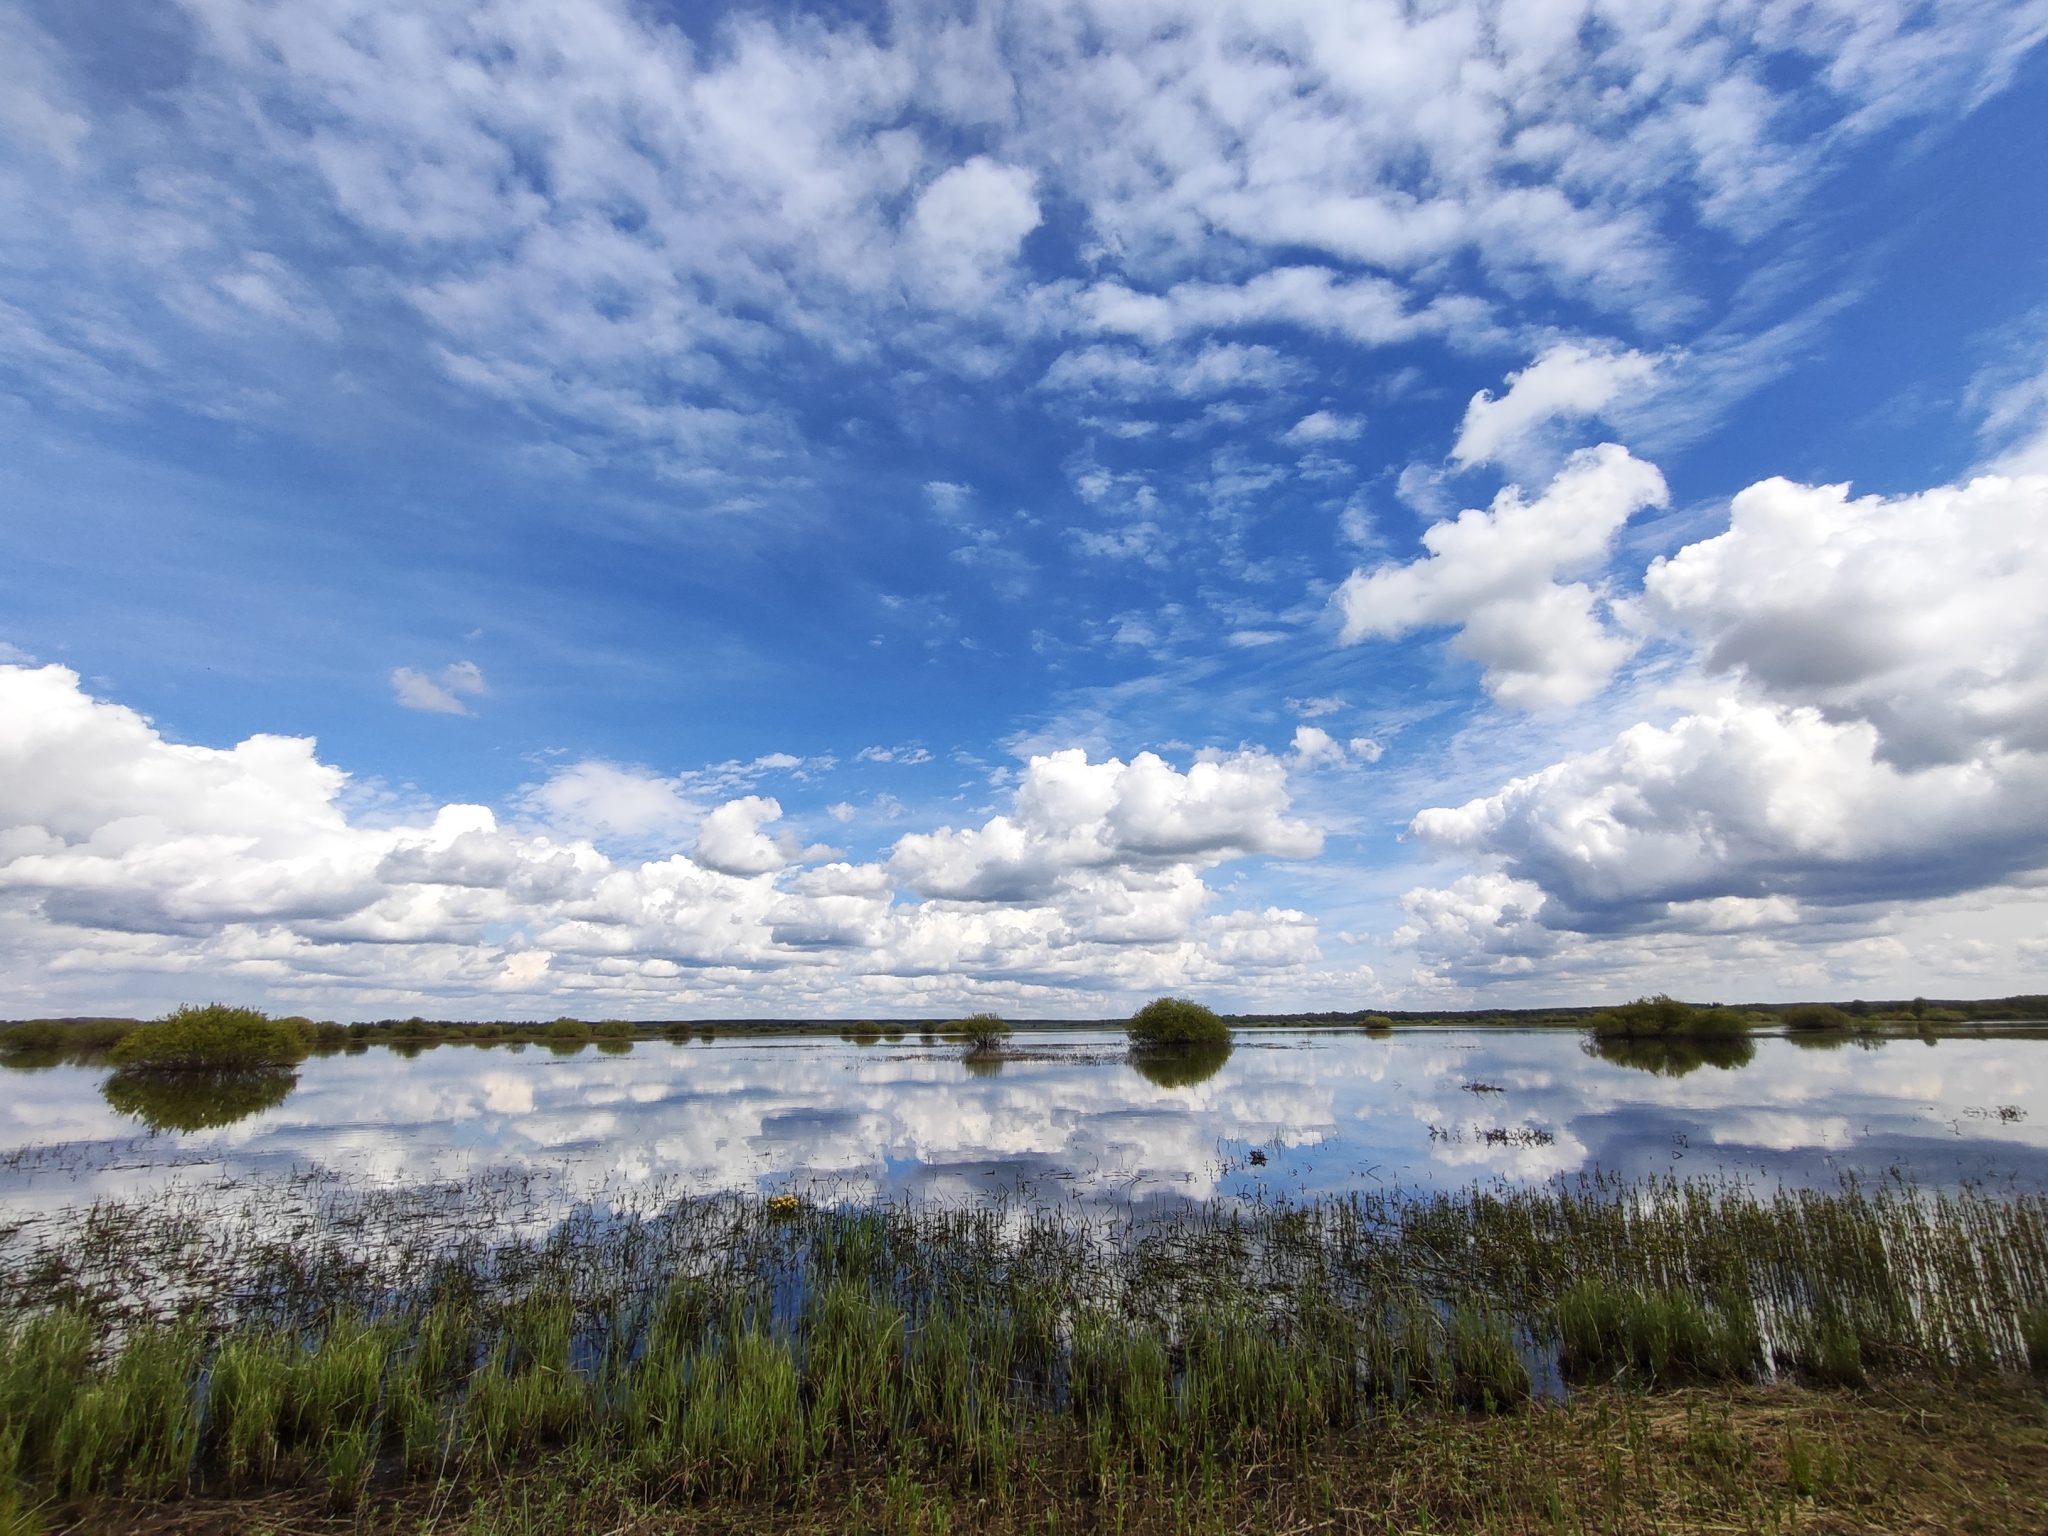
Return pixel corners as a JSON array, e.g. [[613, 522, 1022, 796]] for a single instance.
[[3, 1026, 2044, 1228]]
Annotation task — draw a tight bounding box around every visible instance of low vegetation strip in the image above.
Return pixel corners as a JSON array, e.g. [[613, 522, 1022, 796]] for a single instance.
[[1, 1176, 2045, 1532]]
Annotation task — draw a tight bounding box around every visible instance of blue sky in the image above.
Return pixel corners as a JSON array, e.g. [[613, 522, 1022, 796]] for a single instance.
[[4, 0, 2048, 1019]]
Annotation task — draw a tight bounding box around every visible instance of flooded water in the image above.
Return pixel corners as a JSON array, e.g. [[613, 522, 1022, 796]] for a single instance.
[[3, 1027, 2044, 1224]]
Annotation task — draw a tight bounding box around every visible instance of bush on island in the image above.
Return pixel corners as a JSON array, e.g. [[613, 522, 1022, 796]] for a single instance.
[[1586, 995, 1748, 1040], [594, 1020, 634, 1039], [1126, 996, 1230, 1051], [107, 1004, 309, 1073], [546, 1019, 592, 1043], [953, 1013, 1012, 1055], [1783, 1002, 1855, 1032]]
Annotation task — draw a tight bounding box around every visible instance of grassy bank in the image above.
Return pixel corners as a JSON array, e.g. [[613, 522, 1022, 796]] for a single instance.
[[3, 1177, 2046, 1532]]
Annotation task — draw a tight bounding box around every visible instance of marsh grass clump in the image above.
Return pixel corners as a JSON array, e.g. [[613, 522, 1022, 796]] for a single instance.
[[1126, 995, 1230, 1050], [1556, 1281, 1759, 1384], [106, 1004, 308, 1072], [1586, 995, 1750, 1040], [2021, 1304, 2048, 1375]]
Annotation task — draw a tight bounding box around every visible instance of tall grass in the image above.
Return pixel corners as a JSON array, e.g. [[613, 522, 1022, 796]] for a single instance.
[[1, 1177, 2044, 1520]]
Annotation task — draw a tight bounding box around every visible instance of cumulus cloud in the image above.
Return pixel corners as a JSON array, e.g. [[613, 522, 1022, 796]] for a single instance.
[[390, 661, 488, 716], [692, 795, 830, 877], [1397, 462, 2048, 986], [1334, 445, 1669, 709], [1639, 473, 2048, 768], [516, 761, 699, 849], [1451, 342, 1667, 469], [0, 664, 1336, 1016], [1289, 726, 1380, 771], [890, 748, 1321, 902]]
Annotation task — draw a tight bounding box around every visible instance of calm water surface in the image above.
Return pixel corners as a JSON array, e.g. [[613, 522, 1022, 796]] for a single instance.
[[2, 1028, 2045, 1222]]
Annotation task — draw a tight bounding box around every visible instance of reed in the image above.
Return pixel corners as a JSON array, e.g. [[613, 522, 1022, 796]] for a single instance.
[[2, 1176, 2046, 1527]]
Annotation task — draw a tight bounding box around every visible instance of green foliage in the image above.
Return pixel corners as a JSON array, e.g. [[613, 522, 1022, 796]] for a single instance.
[[951, 1013, 1012, 1054], [544, 1019, 591, 1043], [1586, 995, 1750, 1040], [1783, 1002, 1855, 1032], [107, 1004, 308, 1072], [0, 1018, 138, 1056], [594, 1021, 634, 1039], [1556, 1280, 1759, 1384], [1125, 996, 1230, 1050]]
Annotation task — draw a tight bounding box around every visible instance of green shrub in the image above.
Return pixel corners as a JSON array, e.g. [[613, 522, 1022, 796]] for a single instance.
[[297, 1021, 350, 1052], [545, 1019, 591, 1043], [951, 1013, 1012, 1054], [594, 1021, 634, 1040], [1587, 996, 1748, 1040], [0, 1018, 138, 1054], [1783, 1003, 1854, 1032], [1126, 996, 1229, 1050], [107, 1005, 308, 1072]]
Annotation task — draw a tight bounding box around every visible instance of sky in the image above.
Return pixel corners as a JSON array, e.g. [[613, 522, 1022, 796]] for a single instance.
[[3, 0, 2048, 1022]]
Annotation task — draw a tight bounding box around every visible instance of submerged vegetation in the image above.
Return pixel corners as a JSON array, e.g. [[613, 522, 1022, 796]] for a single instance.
[[0, 1174, 2045, 1532]]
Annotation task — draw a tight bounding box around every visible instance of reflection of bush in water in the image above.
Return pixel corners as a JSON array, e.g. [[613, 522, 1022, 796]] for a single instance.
[[1586, 1033, 1755, 1077], [1787, 1029, 1879, 1052], [596, 1039, 633, 1055], [546, 1040, 588, 1057], [103, 1068, 297, 1132], [962, 1053, 1005, 1078], [1130, 1041, 1233, 1088]]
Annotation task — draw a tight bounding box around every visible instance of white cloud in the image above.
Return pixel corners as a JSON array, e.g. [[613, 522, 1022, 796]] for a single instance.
[[1283, 410, 1365, 446], [1289, 726, 1379, 772], [1638, 473, 2048, 768], [516, 761, 699, 849], [390, 661, 488, 716], [890, 747, 1321, 903], [908, 156, 1041, 305], [1397, 461, 2048, 982], [692, 795, 825, 878], [1334, 445, 1669, 709], [1452, 342, 1667, 469], [1040, 341, 1301, 400], [0, 665, 1344, 1015]]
